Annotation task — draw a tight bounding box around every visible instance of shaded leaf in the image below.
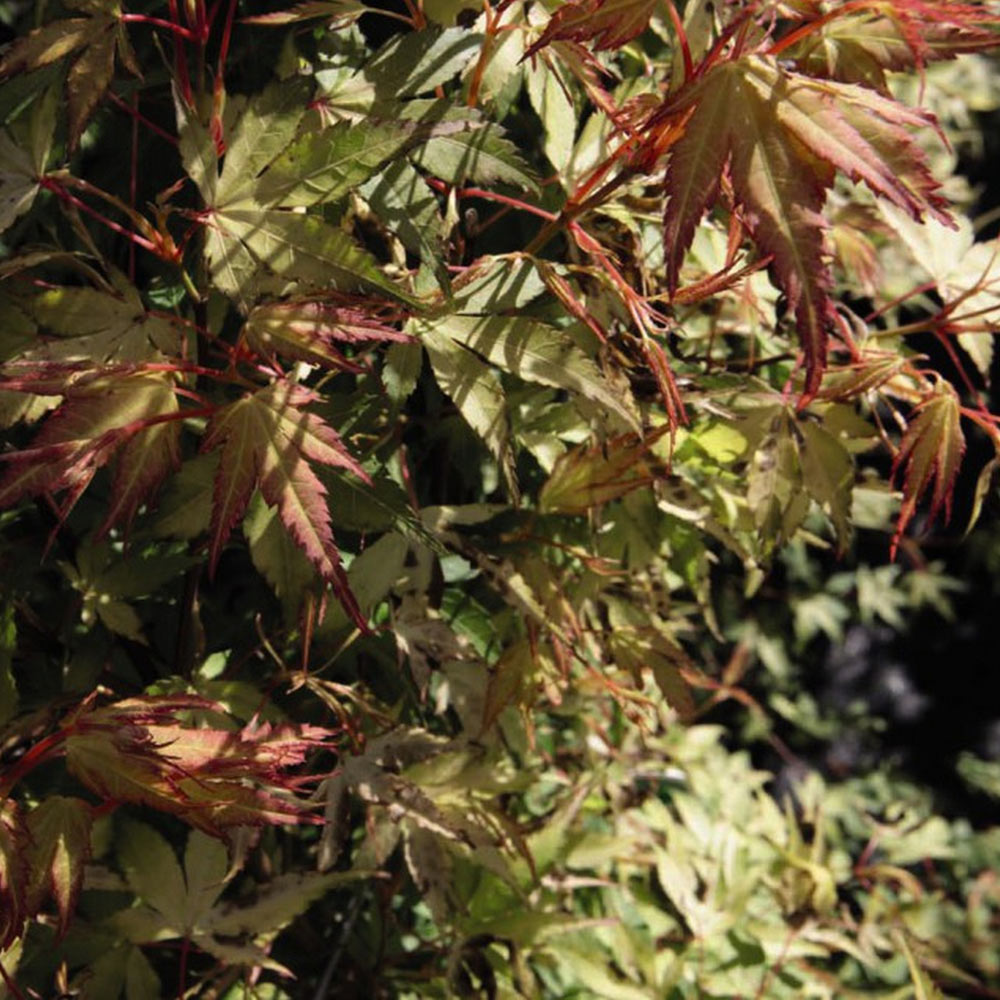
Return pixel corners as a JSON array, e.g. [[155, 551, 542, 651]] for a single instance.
[[205, 869, 363, 937], [244, 298, 411, 370], [798, 419, 855, 552], [24, 796, 93, 936], [0, 372, 180, 525], [418, 313, 640, 430], [420, 322, 517, 494], [412, 125, 539, 192], [0, 602, 16, 729], [243, 490, 316, 619], [254, 120, 422, 208], [360, 159, 449, 289], [540, 430, 666, 514], [0, 800, 27, 949], [24, 281, 182, 364], [363, 26, 484, 98], [206, 202, 418, 307], [0, 130, 40, 235], [214, 79, 313, 206], [0, 7, 136, 147]]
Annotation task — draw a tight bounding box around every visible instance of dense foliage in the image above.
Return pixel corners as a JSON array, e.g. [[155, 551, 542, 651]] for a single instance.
[[1, 0, 1000, 996]]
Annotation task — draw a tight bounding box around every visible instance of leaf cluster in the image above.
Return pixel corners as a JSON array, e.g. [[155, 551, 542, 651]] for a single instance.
[[1, 0, 999, 997]]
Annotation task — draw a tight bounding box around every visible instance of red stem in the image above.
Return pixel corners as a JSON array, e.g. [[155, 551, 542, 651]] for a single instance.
[[664, 0, 693, 81], [177, 936, 190, 1000], [933, 328, 993, 422], [165, 0, 193, 103], [768, 0, 878, 57], [120, 13, 199, 40], [40, 178, 158, 254], [426, 179, 558, 223], [107, 91, 179, 147], [129, 92, 139, 281], [0, 729, 67, 798], [211, 0, 239, 153]]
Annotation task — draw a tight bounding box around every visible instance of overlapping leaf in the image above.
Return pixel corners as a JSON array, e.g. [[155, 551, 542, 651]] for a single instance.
[[787, 1, 1000, 91], [0, 370, 180, 526], [244, 298, 411, 370], [657, 54, 951, 398], [24, 796, 93, 938], [414, 314, 640, 429], [0, 1, 139, 147], [180, 84, 429, 307], [201, 382, 369, 626], [0, 130, 40, 235], [63, 695, 334, 833], [524, 0, 659, 58]]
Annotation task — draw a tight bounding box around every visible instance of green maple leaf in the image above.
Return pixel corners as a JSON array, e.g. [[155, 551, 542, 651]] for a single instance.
[[25, 279, 182, 364], [201, 382, 370, 627], [0, 84, 59, 234], [0, 131, 41, 236], [0, 0, 140, 148], [178, 83, 424, 308], [24, 796, 93, 937], [657, 53, 950, 399], [113, 820, 366, 977]]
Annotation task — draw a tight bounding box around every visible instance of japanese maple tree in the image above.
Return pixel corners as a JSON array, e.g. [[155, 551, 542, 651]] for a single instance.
[[1, 0, 1000, 996]]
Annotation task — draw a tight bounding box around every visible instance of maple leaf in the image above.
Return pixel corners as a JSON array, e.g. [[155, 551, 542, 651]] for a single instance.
[[524, 0, 659, 59], [201, 381, 370, 627], [24, 280, 182, 364], [178, 85, 425, 308], [0, 130, 41, 235], [24, 796, 93, 938], [0, 369, 180, 529], [784, 0, 1000, 90], [891, 381, 966, 557], [539, 429, 668, 514], [0, 800, 28, 949], [62, 695, 335, 834], [0, 1, 140, 148], [655, 53, 950, 399], [244, 298, 412, 370]]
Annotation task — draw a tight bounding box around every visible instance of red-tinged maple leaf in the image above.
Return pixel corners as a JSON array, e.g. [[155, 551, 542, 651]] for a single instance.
[[201, 381, 370, 626], [62, 695, 335, 835], [524, 0, 659, 59], [0, 799, 28, 948], [0, 369, 180, 527], [24, 796, 93, 939], [654, 53, 951, 400], [891, 381, 966, 557], [244, 299, 412, 371], [782, 0, 1000, 90]]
